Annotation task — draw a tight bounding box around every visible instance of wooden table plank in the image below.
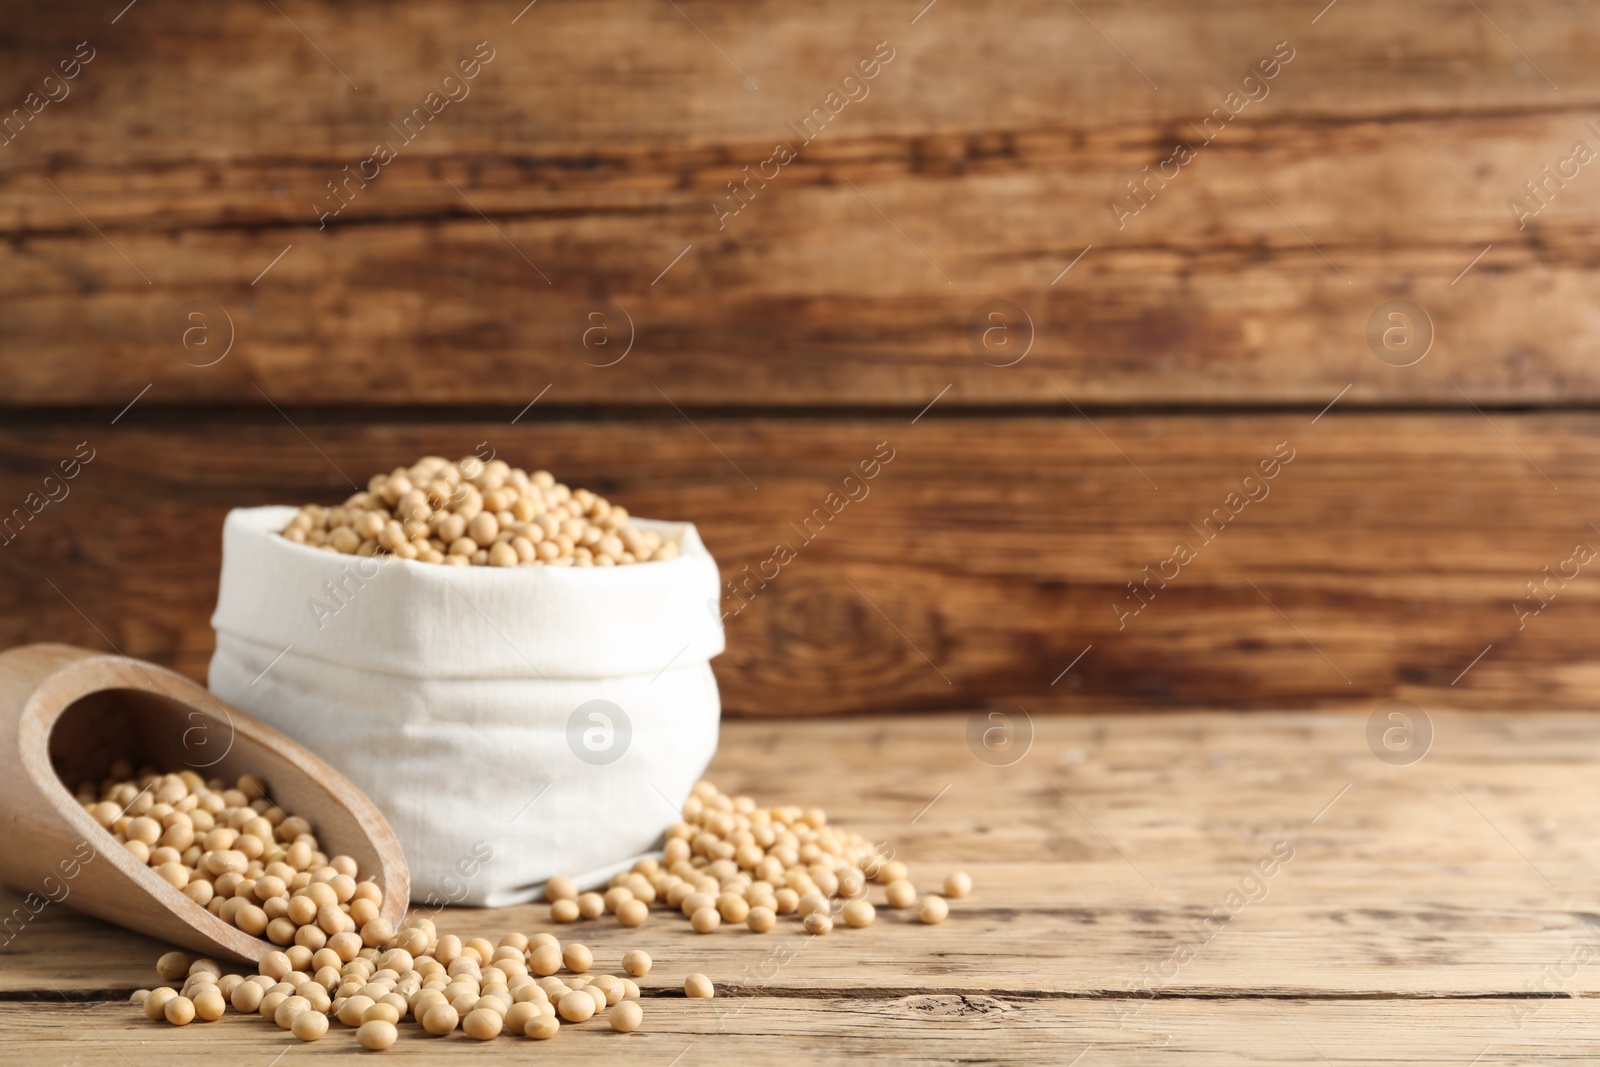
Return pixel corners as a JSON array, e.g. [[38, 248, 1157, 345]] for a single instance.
[[3, 415, 1599, 713], [8, 216, 1600, 408], [4, 998, 1599, 1066], [3, 1, 1599, 406], [8, 0, 1592, 163]]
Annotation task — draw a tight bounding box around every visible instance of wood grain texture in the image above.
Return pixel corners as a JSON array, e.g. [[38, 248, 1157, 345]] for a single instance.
[[0, 414, 1596, 714], [6, 999, 1600, 1065], [3, 711, 1599, 1065], [2, 0, 1598, 405]]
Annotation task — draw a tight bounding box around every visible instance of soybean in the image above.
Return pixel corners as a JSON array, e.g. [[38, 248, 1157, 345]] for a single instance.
[[530, 943, 562, 977], [145, 987, 179, 1021], [193, 986, 227, 1021], [803, 911, 833, 936], [292, 1011, 328, 1041], [557, 990, 595, 1023], [165, 995, 196, 1026], [156, 952, 191, 981], [357, 1019, 398, 1050], [842, 900, 876, 928], [610, 1000, 644, 1032], [463, 1008, 503, 1039], [562, 942, 593, 974]]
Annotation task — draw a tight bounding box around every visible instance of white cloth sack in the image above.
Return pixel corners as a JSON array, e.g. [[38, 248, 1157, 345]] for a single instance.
[[208, 505, 724, 907]]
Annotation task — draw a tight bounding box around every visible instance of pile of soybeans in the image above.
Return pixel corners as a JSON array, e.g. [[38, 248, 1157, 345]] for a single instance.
[[93, 770, 970, 1047], [278, 454, 679, 567]]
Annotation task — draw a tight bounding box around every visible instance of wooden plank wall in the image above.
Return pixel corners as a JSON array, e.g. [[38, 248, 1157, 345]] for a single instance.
[[2, 0, 1598, 714]]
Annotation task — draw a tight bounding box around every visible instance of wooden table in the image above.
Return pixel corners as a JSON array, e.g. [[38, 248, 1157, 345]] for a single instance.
[[4, 710, 1597, 1064]]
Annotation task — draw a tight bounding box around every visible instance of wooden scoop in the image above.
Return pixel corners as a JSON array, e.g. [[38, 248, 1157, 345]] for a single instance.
[[0, 643, 408, 963]]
